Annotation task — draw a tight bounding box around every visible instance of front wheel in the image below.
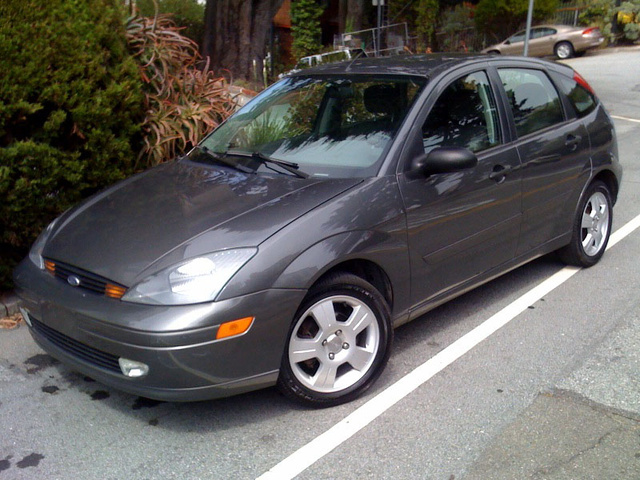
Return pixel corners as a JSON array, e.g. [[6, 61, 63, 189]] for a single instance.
[[277, 272, 392, 408], [558, 181, 612, 267]]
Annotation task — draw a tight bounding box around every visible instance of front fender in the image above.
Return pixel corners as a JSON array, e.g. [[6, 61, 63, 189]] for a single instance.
[[272, 230, 411, 319]]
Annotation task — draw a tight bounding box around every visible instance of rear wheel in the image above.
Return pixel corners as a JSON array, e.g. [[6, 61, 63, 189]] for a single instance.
[[558, 181, 612, 267], [277, 272, 392, 408], [555, 41, 574, 59]]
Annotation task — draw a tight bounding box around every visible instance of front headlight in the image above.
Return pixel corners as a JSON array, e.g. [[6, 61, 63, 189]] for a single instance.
[[29, 218, 59, 270], [121, 248, 257, 305]]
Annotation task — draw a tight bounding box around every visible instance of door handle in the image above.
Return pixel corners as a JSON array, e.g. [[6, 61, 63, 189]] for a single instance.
[[489, 164, 511, 183], [565, 134, 582, 151]]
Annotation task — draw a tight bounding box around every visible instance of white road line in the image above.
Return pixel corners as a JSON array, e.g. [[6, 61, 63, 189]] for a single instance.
[[611, 115, 640, 124], [256, 213, 640, 480]]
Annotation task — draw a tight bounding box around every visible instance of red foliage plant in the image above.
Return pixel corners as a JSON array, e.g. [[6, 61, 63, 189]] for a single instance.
[[125, 10, 236, 166]]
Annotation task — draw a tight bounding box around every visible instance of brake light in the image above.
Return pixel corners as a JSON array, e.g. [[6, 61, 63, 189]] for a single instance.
[[573, 71, 594, 94], [582, 27, 599, 37]]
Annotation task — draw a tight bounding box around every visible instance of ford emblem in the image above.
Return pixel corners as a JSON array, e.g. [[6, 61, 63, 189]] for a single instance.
[[67, 275, 81, 287]]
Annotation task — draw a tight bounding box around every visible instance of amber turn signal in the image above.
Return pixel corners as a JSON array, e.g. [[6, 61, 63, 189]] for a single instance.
[[105, 283, 127, 299], [216, 317, 254, 340], [44, 260, 56, 274]]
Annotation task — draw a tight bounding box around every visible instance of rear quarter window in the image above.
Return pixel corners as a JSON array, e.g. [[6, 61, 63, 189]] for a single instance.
[[552, 73, 598, 118]]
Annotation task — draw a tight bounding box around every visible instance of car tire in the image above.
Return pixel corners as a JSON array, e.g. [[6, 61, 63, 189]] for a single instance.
[[277, 272, 392, 408], [487, 50, 500, 55], [554, 41, 574, 59], [558, 181, 612, 268]]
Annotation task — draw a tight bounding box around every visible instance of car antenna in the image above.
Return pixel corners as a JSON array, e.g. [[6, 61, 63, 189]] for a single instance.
[[345, 50, 366, 72]]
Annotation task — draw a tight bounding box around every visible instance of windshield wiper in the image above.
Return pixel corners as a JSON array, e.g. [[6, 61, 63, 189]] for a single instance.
[[192, 145, 254, 174], [227, 150, 309, 179]]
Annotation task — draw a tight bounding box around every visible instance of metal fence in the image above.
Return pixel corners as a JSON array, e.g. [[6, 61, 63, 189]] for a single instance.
[[335, 23, 410, 56], [553, 6, 587, 27], [432, 6, 589, 53], [333, 6, 589, 57]]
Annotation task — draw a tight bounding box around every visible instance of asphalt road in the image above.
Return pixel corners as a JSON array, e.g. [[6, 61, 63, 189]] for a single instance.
[[1, 47, 640, 480]]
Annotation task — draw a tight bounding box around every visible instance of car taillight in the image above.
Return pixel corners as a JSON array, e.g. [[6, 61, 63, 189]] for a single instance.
[[574, 71, 594, 94], [582, 27, 600, 37]]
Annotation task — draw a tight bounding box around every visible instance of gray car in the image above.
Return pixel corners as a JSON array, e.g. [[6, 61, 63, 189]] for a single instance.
[[14, 54, 621, 407]]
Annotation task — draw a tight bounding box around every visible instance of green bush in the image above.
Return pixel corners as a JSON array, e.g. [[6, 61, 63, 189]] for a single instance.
[[475, 0, 559, 42], [291, 0, 324, 59], [0, 0, 146, 288], [136, 0, 205, 45]]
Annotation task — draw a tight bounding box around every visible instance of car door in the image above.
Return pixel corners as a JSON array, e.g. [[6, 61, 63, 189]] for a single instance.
[[502, 31, 526, 55], [397, 69, 522, 312], [528, 27, 557, 57], [495, 66, 591, 255]]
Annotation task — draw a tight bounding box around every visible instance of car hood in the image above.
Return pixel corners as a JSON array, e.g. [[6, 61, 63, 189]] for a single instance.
[[43, 160, 361, 286]]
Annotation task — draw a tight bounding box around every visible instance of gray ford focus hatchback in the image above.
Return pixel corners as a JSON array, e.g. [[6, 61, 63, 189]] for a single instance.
[[14, 54, 621, 407]]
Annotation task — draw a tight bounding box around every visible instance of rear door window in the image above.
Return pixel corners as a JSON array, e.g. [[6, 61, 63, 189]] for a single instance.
[[498, 68, 564, 137]]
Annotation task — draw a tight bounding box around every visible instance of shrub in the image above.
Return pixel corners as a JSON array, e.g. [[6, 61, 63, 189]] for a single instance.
[[291, 0, 324, 59], [0, 0, 146, 288], [125, 11, 236, 166], [136, 0, 206, 45], [617, 0, 640, 41], [475, 0, 559, 42]]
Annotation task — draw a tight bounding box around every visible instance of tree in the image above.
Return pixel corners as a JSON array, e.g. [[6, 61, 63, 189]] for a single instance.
[[136, 0, 205, 45], [475, 0, 559, 42], [415, 0, 440, 51], [291, 0, 324, 59], [346, 0, 364, 32], [202, 0, 285, 83]]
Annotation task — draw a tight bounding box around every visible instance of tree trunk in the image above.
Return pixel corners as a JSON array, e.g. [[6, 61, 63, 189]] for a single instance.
[[202, 0, 284, 82], [347, 0, 363, 31]]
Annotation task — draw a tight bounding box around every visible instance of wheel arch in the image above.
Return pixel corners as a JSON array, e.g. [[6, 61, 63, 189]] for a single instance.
[[593, 169, 620, 205], [313, 259, 394, 311], [272, 231, 405, 313]]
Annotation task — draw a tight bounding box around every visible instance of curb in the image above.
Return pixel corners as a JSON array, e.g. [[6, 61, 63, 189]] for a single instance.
[[1, 291, 20, 317]]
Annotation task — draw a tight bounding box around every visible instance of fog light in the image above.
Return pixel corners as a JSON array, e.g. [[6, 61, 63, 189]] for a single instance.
[[119, 358, 149, 378], [19, 307, 32, 327]]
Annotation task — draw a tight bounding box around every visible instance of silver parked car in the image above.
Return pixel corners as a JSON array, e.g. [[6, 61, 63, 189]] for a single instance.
[[482, 24, 605, 59], [15, 54, 621, 407]]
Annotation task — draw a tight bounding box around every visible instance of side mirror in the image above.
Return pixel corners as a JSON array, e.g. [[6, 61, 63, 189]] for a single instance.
[[504, 40, 511, 45], [411, 146, 478, 177]]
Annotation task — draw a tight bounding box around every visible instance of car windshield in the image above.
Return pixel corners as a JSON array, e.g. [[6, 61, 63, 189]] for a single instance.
[[198, 75, 426, 178]]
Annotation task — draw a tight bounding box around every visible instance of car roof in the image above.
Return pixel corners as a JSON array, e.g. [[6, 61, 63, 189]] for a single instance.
[[289, 53, 568, 79], [290, 53, 485, 78]]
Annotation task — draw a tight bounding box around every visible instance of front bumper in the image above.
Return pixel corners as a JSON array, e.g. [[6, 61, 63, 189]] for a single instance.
[[14, 259, 306, 401]]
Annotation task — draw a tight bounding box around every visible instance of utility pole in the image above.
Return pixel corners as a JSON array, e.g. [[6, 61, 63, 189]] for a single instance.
[[523, 0, 534, 56], [374, 0, 384, 56]]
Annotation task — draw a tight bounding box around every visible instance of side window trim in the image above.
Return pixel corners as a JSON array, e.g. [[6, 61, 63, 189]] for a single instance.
[[486, 65, 518, 144]]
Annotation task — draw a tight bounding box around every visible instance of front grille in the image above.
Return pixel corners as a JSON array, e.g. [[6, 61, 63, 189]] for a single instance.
[[43, 258, 127, 299], [30, 316, 122, 375]]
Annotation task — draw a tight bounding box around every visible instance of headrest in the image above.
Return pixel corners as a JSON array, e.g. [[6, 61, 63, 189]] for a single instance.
[[512, 82, 550, 110], [364, 85, 401, 116]]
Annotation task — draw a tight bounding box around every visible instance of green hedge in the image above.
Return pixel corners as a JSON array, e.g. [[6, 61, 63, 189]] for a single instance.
[[0, 0, 145, 288]]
